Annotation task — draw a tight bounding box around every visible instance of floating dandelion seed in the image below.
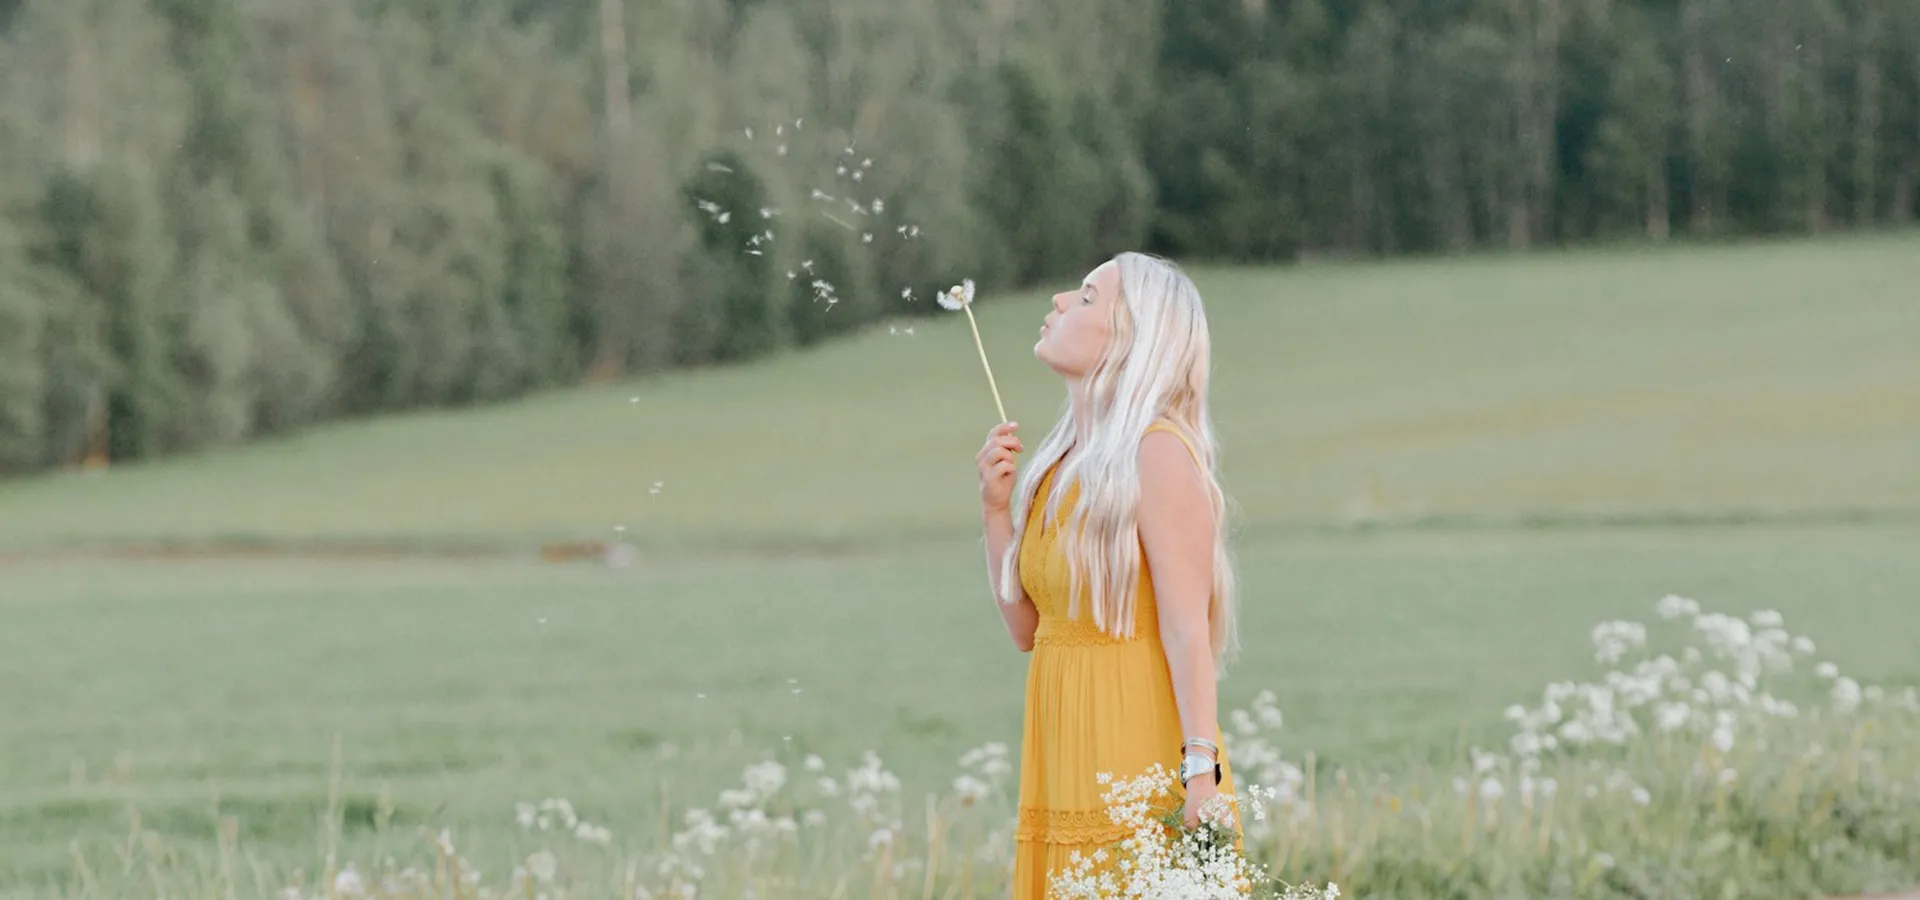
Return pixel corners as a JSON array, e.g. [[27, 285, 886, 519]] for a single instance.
[[862, 233, 873, 244], [705, 162, 733, 174], [744, 127, 754, 140], [760, 207, 778, 219], [811, 279, 840, 309], [939, 280, 1008, 422], [786, 270, 797, 280], [778, 143, 788, 156], [650, 481, 664, 495], [872, 199, 886, 214], [775, 124, 784, 137]]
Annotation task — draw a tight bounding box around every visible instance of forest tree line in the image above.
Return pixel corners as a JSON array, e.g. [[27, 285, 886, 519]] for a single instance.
[[1, 0, 1917, 473]]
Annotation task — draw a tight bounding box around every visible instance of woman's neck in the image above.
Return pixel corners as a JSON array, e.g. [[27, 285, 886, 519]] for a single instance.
[[1068, 380, 1095, 436]]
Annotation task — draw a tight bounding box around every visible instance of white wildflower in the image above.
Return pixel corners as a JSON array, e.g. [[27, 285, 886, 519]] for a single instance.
[[527, 850, 558, 883], [333, 865, 365, 897], [1655, 701, 1692, 732], [1832, 676, 1863, 713], [741, 760, 787, 801], [1656, 594, 1700, 620], [1591, 620, 1647, 665], [953, 775, 990, 805]]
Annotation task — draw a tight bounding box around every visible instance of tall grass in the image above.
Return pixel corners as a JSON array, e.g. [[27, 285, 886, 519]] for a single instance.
[[37, 593, 1919, 900]]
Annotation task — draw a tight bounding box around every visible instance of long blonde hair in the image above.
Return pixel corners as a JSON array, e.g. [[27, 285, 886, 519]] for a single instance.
[[996, 252, 1241, 669]]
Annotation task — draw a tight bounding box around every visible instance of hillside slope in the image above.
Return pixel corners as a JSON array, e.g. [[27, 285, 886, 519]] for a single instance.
[[2, 235, 1916, 552]]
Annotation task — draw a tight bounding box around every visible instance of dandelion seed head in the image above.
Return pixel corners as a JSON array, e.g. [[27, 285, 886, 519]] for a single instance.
[[937, 279, 976, 311]]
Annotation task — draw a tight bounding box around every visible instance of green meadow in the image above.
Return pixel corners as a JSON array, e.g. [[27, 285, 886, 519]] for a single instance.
[[3, 233, 1919, 889]]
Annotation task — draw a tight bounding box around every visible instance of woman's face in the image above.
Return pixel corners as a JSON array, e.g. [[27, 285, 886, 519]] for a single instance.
[[1035, 260, 1121, 380]]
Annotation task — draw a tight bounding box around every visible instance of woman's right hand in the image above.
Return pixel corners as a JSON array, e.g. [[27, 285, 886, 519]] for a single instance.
[[976, 421, 1022, 514]]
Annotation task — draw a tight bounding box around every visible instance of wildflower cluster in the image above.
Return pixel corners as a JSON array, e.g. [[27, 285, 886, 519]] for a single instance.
[[1500, 595, 1919, 776], [639, 742, 1019, 899], [1047, 764, 1339, 900]]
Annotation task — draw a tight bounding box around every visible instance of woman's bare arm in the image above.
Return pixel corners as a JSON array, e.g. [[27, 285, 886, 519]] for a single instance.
[[1138, 430, 1220, 774], [985, 507, 1039, 651]]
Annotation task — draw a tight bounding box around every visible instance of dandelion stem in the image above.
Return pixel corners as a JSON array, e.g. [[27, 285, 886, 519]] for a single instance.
[[960, 304, 1008, 423]]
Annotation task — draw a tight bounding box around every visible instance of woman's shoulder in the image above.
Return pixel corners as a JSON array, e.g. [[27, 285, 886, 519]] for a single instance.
[[1141, 417, 1202, 466]]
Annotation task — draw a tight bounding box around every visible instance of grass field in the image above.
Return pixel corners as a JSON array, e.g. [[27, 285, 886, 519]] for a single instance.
[[2, 232, 1919, 890]]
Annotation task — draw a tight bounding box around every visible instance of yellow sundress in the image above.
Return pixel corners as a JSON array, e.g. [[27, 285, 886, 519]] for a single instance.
[[1008, 420, 1235, 899]]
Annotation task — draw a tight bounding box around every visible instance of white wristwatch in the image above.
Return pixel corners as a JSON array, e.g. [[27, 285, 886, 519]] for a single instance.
[[1179, 752, 1219, 787]]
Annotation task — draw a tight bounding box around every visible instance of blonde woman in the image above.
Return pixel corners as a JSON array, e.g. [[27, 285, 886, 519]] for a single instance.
[[974, 252, 1241, 897]]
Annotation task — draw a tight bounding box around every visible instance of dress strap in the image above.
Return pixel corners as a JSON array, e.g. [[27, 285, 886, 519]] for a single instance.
[[1145, 419, 1203, 469]]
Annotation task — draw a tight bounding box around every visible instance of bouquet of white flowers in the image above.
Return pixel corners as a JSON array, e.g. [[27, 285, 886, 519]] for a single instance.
[[1047, 764, 1339, 900]]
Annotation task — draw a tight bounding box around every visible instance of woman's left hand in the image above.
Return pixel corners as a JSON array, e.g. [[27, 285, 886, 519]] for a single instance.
[[1181, 773, 1221, 829]]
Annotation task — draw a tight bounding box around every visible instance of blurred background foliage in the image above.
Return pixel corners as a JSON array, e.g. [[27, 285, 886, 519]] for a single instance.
[[2, 0, 1917, 473]]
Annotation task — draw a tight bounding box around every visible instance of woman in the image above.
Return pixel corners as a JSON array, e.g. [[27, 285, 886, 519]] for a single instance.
[[974, 252, 1241, 897]]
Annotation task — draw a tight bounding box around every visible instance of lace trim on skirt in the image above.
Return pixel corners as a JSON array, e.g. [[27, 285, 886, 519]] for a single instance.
[[1014, 806, 1128, 845]]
